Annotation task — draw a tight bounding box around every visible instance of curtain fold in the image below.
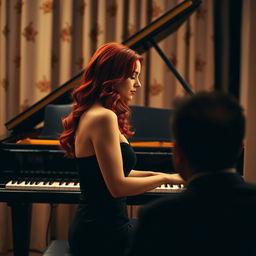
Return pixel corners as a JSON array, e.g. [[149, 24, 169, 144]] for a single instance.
[[0, 0, 214, 253], [0, 0, 7, 134], [240, 0, 256, 183]]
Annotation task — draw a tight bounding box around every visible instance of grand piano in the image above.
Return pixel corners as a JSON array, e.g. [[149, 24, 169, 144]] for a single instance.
[[0, 1, 201, 255]]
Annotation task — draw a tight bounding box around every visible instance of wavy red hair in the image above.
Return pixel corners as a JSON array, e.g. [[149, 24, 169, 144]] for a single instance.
[[59, 42, 143, 157]]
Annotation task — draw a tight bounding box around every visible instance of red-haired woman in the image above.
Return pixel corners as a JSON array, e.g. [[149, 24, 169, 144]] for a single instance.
[[60, 42, 184, 256]]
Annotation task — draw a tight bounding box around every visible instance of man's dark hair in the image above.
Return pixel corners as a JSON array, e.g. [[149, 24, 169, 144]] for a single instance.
[[171, 91, 245, 172]]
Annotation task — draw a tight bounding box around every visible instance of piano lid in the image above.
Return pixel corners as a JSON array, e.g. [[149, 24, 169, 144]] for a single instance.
[[5, 0, 201, 133]]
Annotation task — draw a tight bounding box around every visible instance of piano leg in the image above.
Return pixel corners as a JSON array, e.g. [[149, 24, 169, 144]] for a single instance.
[[8, 202, 32, 256]]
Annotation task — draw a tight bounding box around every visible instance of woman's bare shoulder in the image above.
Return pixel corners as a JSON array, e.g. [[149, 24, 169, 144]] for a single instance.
[[95, 109, 118, 129], [81, 107, 118, 143], [80, 106, 117, 127]]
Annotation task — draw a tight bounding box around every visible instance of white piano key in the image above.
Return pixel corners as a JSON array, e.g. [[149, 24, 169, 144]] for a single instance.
[[23, 181, 42, 190], [9, 181, 27, 189], [31, 181, 48, 190], [65, 182, 80, 191], [149, 184, 185, 193], [50, 181, 64, 190], [5, 180, 18, 189]]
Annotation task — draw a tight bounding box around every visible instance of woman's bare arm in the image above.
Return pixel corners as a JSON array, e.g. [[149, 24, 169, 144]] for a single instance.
[[129, 170, 179, 177], [90, 110, 184, 198], [128, 170, 160, 177]]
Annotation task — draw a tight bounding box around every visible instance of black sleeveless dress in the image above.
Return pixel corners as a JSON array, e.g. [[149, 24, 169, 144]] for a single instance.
[[68, 142, 137, 256]]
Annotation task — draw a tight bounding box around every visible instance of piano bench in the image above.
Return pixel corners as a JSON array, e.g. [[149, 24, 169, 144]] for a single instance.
[[43, 240, 73, 256]]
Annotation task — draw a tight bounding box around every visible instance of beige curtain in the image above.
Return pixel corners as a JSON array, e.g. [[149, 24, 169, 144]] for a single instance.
[[0, 0, 214, 254], [240, 0, 256, 183]]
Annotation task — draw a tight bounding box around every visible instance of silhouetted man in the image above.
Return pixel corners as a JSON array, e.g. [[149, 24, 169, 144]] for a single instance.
[[128, 91, 256, 256]]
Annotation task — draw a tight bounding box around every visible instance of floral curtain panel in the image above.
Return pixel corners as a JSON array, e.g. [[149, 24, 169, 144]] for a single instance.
[[240, 0, 256, 183], [0, 0, 214, 253]]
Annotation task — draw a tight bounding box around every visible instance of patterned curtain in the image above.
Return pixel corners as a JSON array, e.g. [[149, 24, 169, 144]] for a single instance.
[[0, 0, 214, 253], [240, 0, 256, 183]]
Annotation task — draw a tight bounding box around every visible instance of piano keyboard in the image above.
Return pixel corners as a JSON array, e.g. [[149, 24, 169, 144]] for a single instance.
[[149, 184, 185, 193], [5, 180, 185, 193], [5, 179, 80, 191]]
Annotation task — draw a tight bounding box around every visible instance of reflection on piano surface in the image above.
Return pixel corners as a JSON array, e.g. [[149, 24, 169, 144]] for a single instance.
[[0, 1, 201, 255]]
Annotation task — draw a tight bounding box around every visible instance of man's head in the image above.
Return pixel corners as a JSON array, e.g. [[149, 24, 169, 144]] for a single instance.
[[171, 91, 245, 177]]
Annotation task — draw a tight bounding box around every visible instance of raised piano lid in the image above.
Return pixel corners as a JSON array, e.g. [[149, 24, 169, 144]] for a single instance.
[[5, 0, 201, 133]]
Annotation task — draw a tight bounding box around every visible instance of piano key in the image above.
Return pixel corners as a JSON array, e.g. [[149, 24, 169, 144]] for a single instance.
[[65, 181, 80, 191], [149, 184, 185, 193], [49, 181, 64, 190], [6, 180, 27, 189], [5, 180, 18, 189]]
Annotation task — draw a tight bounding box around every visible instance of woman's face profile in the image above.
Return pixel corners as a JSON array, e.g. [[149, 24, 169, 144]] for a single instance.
[[115, 60, 142, 102]]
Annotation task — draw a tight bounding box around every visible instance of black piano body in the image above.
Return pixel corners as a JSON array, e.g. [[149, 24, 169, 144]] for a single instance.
[[0, 1, 202, 255], [0, 105, 177, 256]]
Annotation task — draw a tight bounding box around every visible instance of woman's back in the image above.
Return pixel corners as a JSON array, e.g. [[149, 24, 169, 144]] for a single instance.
[[75, 103, 122, 158]]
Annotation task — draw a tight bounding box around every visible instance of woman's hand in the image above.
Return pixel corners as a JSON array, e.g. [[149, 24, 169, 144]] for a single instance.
[[162, 173, 185, 185]]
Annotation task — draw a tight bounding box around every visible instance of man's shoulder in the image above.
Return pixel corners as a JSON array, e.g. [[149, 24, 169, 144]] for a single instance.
[[139, 180, 256, 219], [139, 191, 191, 218], [237, 181, 256, 194]]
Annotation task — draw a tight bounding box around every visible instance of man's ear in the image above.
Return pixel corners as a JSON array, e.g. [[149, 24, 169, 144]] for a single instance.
[[173, 141, 185, 170], [173, 141, 191, 182], [240, 142, 244, 154]]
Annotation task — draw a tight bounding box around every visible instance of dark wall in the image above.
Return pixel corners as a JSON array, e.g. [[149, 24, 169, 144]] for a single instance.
[[214, 0, 242, 98]]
